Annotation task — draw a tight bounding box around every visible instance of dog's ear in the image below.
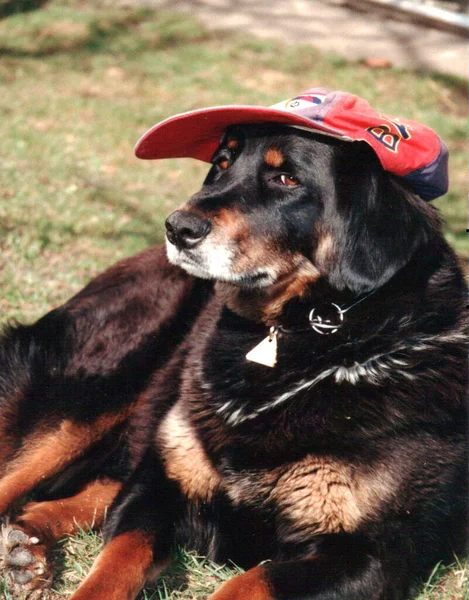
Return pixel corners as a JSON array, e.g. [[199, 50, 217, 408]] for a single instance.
[[321, 142, 440, 295]]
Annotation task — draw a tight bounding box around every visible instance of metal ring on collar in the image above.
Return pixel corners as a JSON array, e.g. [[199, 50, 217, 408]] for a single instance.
[[308, 303, 344, 335]]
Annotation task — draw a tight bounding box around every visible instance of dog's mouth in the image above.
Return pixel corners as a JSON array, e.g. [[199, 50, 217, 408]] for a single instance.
[[218, 270, 274, 289], [166, 238, 276, 288]]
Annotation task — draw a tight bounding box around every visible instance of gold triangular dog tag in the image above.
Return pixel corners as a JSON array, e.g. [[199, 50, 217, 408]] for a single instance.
[[246, 328, 278, 368]]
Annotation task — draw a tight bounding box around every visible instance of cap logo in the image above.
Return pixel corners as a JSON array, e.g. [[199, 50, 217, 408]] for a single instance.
[[272, 94, 326, 112], [287, 94, 325, 109], [366, 116, 412, 154]]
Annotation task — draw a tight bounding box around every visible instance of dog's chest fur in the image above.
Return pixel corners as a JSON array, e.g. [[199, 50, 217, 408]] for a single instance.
[[149, 284, 453, 544], [155, 399, 394, 538]]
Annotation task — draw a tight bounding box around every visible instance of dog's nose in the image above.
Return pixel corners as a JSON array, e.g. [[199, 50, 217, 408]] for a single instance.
[[165, 210, 212, 249]]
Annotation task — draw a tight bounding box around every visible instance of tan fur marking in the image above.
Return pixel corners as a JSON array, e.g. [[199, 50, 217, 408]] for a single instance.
[[265, 147, 284, 168], [17, 479, 121, 543], [70, 531, 159, 600], [259, 260, 320, 324], [226, 455, 396, 538], [213, 208, 250, 244], [216, 259, 320, 325], [0, 404, 19, 476], [0, 408, 133, 514], [271, 457, 362, 535], [211, 210, 319, 317], [315, 232, 336, 271], [227, 139, 238, 149], [157, 402, 221, 501], [209, 566, 273, 600]]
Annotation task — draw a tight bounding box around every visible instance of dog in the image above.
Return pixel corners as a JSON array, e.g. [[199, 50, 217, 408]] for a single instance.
[[0, 90, 467, 600]]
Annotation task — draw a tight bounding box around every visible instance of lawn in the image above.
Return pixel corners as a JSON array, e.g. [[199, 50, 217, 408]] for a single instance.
[[0, 1, 467, 598]]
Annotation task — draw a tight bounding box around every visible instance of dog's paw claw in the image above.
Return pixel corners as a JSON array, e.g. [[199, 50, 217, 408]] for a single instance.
[[0, 522, 52, 592]]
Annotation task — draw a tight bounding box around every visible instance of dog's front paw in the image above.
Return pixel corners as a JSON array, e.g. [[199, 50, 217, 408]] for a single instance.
[[0, 522, 53, 595]]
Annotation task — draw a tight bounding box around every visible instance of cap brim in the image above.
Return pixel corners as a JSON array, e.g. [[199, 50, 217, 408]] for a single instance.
[[134, 105, 346, 161]]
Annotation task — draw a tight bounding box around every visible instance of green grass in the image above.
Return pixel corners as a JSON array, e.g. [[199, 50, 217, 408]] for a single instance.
[[1, 526, 466, 600], [1, 527, 467, 599], [414, 559, 469, 600], [0, 525, 244, 599], [0, 1, 467, 598]]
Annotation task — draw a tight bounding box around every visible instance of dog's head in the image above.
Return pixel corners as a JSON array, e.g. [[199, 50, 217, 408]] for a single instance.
[[165, 125, 439, 302]]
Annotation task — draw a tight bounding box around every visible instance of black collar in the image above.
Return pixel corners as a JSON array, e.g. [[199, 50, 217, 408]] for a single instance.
[[245, 289, 377, 368]]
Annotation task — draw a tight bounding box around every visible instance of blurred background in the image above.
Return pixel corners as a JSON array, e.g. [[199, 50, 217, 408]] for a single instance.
[[0, 1, 467, 598]]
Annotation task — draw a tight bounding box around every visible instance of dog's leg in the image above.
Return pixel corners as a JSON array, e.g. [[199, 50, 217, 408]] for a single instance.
[[207, 533, 413, 600], [15, 477, 122, 542], [69, 448, 178, 600], [68, 531, 165, 600], [1, 477, 121, 593], [0, 409, 133, 517]]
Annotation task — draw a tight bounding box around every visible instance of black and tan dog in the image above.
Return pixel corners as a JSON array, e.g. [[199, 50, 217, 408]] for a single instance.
[[0, 113, 467, 599]]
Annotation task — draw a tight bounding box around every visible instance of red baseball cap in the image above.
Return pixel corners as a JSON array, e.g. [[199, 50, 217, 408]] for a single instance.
[[134, 87, 448, 200]]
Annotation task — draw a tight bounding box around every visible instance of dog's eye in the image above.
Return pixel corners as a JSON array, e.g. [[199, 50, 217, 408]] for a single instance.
[[277, 174, 299, 187]]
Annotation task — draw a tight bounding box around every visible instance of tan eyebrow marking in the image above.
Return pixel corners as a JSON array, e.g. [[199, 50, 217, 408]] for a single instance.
[[265, 148, 284, 168], [227, 139, 238, 149]]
